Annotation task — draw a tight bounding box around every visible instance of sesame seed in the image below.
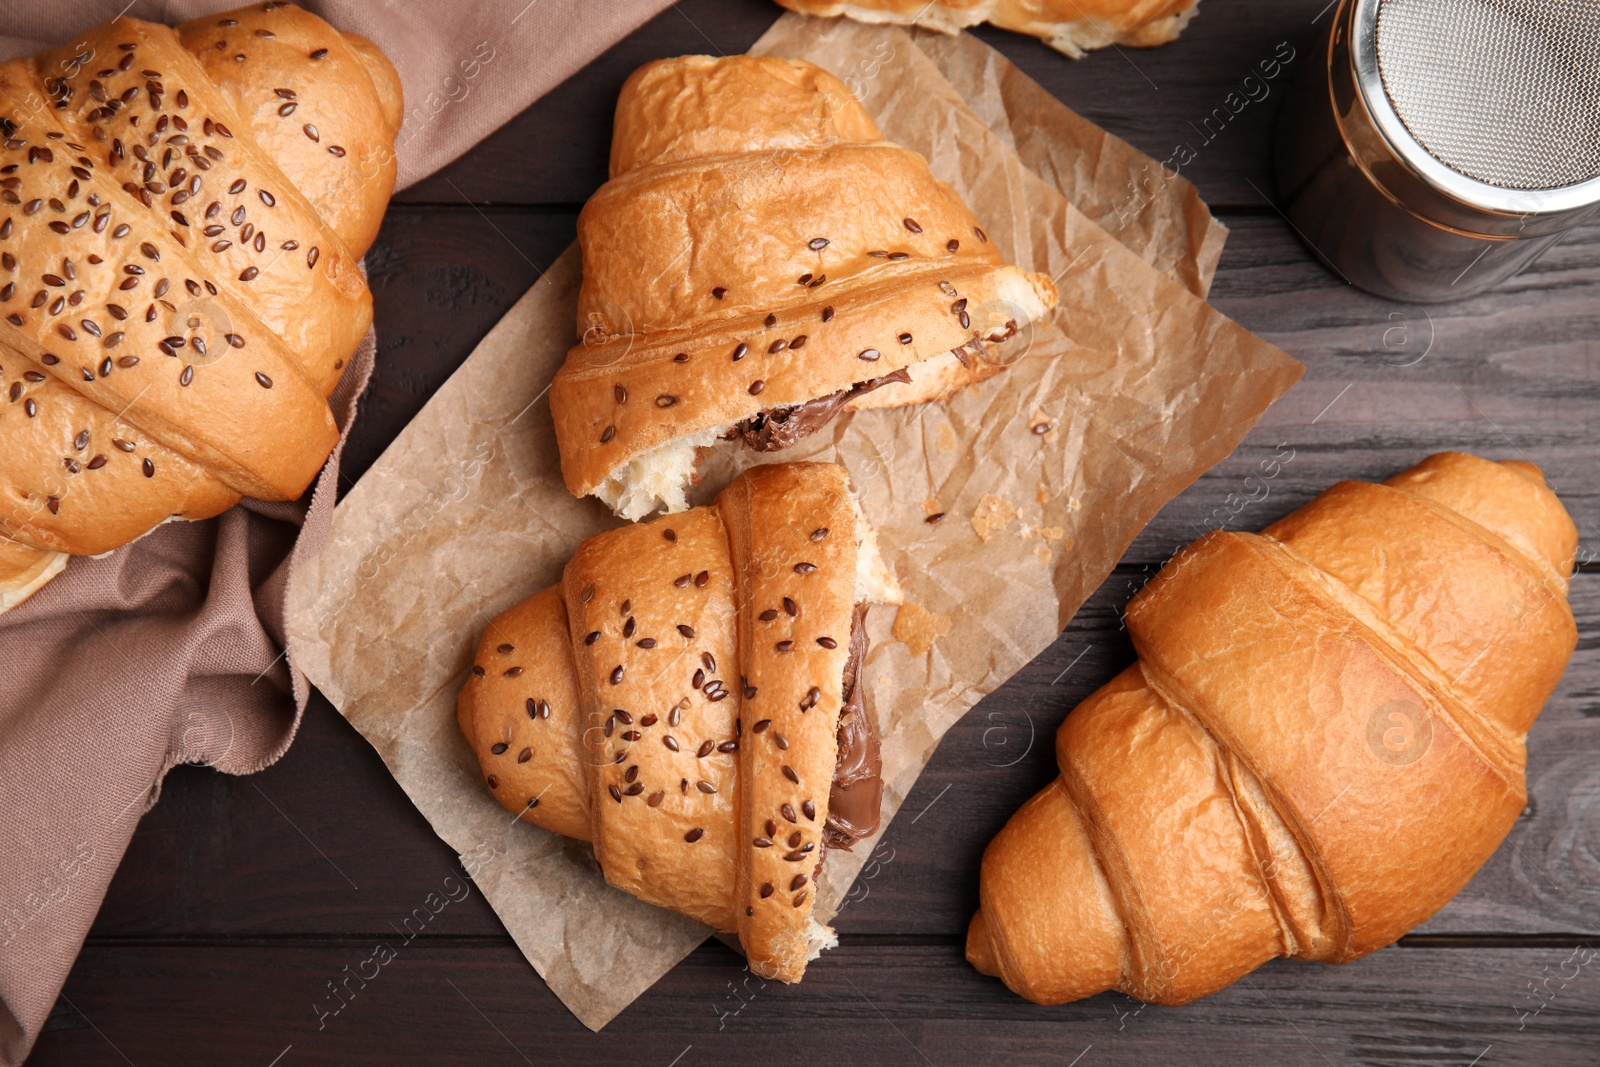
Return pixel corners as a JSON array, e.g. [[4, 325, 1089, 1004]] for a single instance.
[[904, 218, 922, 233], [677, 624, 696, 639], [684, 828, 704, 842], [817, 637, 837, 649], [794, 563, 816, 574], [926, 512, 946, 524], [808, 237, 829, 250], [696, 781, 716, 794], [947, 239, 960, 252], [802, 800, 816, 820], [857, 348, 880, 361], [822, 306, 834, 322], [712, 286, 727, 299]]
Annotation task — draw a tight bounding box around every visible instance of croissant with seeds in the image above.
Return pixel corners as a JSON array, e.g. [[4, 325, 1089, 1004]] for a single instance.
[[549, 54, 1057, 520], [458, 463, 901, 982], [0, 2, 401, 612]]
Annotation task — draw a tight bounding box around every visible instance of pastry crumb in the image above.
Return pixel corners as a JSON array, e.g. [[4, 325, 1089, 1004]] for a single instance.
[[893, 602, 952, 658]]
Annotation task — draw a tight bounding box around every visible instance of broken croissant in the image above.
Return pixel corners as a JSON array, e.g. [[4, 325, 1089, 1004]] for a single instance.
[[773, 0, 1203, 59], [458, 462, 900, 982], [0, 3, 401, 612], [968, 452, 1578, 1005], [549, 54, 1057, 520]]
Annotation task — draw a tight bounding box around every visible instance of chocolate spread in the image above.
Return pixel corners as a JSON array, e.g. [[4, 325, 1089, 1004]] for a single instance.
[[727, 368, 913, 452], [825, 602, 882, 850]]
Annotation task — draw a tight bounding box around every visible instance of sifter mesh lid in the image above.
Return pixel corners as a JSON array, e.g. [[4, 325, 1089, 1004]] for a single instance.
[[1376, 0, 1600, 191]]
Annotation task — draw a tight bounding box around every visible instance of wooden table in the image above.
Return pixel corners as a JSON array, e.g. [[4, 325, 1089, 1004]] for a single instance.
[[28, 1, 1599, 1063]]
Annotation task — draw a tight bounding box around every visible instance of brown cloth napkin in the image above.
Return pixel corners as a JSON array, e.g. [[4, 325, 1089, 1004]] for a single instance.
[[0, 3, 674, 1063]]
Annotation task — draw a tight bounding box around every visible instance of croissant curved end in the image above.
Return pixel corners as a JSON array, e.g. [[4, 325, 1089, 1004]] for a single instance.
[[0, 539, 69, 614]]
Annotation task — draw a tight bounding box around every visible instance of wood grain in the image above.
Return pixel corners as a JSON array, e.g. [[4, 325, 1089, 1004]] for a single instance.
[[394, 0, 1335, 211], [34, 941, 1600, 1066]]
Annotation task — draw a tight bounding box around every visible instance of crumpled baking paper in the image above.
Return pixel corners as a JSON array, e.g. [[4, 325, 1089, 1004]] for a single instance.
[[286, 13, 1302, 1031]]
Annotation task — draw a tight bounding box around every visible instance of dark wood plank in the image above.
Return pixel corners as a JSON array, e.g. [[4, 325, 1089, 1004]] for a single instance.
[[396, 0, 1333, 212], [344, 207, 577, 485], [89, 570, 1600, 941], [1137, 213, 1600, 566], [393, 0, 781, 208], [30, 941, 1600, 1065]]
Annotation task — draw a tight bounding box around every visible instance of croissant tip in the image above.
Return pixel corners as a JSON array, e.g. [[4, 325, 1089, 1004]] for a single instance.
[[965, 908, 997, 976]]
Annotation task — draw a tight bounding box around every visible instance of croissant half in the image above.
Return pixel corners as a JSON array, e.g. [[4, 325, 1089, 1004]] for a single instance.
[[967, 452, 1579, 1005], [458, 462, 900, 981], [549, 55, 1057, 520], [0, 3, 401, 612], [774, 0, 1203, 59]]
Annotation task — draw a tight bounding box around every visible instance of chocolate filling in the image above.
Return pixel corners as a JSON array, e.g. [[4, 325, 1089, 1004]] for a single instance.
[[825, 601, 882, 850], [726, 368, 912, 452]]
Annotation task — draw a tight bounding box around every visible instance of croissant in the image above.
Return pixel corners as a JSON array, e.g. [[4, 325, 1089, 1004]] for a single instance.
[[548, 55, 1057, 520], [0, 2, 401, 612], [457, 462, 900, 982], [966, 452, 1579, 1005], [773, 0, 1202, 59]]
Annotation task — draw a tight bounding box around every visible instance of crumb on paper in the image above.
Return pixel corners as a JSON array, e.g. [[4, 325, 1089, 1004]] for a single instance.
[[892, 602, 952, 658], [1037, 526, 1064, 542], [970, 494, 1018, 542], [935, 423, 957, 453]]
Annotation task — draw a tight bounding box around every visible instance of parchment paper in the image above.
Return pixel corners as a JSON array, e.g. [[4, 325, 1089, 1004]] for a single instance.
[[285, 15, 1303, 1031]]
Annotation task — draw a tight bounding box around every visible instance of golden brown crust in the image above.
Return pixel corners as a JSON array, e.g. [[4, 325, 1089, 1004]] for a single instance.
[[457, 462, 874, 981], [774, 0, 1202, 57], [550, 55, 1056, 509], [0, 5, 394, 600], [968, 453, 1578, 1005], [721, 462, 857, 980], [177, 4, 401, 257], [456, 586, 592, 843], [564, 503, 743, 931]]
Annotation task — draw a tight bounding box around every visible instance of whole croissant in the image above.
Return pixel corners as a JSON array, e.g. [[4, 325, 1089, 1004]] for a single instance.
[[549, 55, 1056, 520], [457, 463, 900, 982], [773, 0, 1202, 59], [0, 2, 401, 612], [968, 452, 1578, 1005]]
